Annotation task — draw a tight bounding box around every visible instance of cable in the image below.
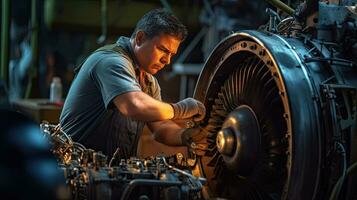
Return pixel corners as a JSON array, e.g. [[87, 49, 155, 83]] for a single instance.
[[109, 147, 120, 167], [329, 161, 357, 200], [329, 142, 352, 200], [162, 157, 206, 190]]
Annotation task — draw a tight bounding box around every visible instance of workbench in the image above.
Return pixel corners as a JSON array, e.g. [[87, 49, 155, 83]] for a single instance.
[[12, 99, 63, 124]]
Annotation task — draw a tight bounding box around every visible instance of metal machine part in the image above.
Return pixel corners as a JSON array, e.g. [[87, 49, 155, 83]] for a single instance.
[[192, 1, 357, 199], [40, 122, 206, 200]]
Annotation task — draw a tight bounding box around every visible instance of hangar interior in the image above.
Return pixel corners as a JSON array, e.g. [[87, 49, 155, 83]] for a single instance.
[[1, 0, 357, 199]]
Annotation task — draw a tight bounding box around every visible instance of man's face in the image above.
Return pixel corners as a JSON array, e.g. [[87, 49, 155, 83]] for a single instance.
[[133, 31, 181, 75]]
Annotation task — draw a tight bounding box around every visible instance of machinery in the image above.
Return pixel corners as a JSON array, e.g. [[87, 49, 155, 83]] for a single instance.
[[192, 0, 357, 199], [40, 122, 206, 200]]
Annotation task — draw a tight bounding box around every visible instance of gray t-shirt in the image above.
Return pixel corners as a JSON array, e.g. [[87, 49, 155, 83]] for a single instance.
[[60, 37, 161, 156]]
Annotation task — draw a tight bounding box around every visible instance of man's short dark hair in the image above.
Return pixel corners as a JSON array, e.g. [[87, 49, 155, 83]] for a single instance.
[[131, 9, 188, 41]]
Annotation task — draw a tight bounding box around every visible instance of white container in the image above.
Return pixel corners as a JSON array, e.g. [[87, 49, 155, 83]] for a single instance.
[[50, 77, 62, 102]]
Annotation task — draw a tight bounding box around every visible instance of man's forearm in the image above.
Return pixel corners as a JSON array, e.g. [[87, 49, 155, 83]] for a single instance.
[[132, 93, 174, 121], [114, 91, 205, 123], [114, 91, 174, 121], [148, 120, 183, 146]]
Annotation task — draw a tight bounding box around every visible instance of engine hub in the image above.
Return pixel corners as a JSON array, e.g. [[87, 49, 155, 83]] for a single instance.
[[216, 127, 235, 156], [217, 105, 260, 175]]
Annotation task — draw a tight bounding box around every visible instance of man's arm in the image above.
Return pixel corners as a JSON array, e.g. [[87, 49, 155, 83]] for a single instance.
[[113, 91, 174, 122], [114, 91, 206, 122], [147, 120, 208, 156], [147, 120, 184, 146]]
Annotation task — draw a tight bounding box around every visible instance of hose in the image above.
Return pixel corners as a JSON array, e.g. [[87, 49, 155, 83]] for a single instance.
[[329, 143, 357, 200], [264, 0, 294, 16]]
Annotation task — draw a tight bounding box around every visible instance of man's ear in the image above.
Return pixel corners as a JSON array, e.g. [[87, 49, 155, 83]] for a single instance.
[[135, 31, 146, 46]]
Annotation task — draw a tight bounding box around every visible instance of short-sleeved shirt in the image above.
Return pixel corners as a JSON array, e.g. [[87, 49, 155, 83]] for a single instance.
[[60, 37, 161, 158]]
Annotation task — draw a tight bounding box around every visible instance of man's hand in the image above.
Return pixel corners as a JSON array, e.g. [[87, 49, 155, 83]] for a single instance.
[[171, 98, 206, 122], [180, 127, 208, 156]]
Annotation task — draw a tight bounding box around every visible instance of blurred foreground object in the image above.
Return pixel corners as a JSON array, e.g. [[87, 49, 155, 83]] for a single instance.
[[0, 109, 66, 199]]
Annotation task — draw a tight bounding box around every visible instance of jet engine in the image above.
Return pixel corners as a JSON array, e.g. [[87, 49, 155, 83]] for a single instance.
[[193, 1, 357, 199]]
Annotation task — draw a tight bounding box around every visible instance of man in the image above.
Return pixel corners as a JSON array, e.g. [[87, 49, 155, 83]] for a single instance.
[[60, 9, 207, 159]]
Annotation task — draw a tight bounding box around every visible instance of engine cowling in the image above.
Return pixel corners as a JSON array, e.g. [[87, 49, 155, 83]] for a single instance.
[[193, 30, 357, 200]]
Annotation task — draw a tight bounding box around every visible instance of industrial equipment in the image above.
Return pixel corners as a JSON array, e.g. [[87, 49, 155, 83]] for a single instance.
[[193, 0, 357, 199], [40, 122, 206, 200]]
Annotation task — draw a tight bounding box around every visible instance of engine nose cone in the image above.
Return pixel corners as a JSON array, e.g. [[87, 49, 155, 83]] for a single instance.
[[218, 105, 260, 175], [216, 128, 235, 156]]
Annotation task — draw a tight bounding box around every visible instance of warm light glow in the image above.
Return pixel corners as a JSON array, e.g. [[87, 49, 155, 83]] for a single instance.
[[216, 130, 225, 152], [229, 117, 237, 124]]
